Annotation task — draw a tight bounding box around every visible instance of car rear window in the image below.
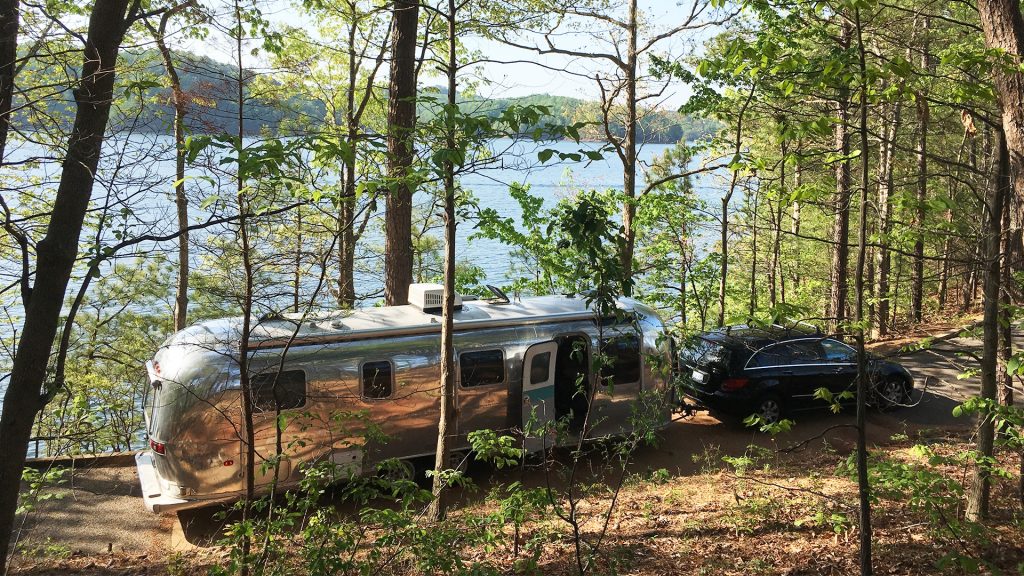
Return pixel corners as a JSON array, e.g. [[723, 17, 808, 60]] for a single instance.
[[680, 338, 731, 369]]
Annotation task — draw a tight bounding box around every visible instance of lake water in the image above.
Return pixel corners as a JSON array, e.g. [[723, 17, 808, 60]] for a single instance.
[[2, 133, 722, 316]]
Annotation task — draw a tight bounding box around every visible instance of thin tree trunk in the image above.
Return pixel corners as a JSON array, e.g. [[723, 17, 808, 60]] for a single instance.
[[149, 4, 193, 331], [873, 99, 901, 338], [294, 207, 302, 313], [0, 0, 131, 565], [234, 6, 256, 574], [770, 140, 785, 308], [749, 187, 758, 317], [830, 23, 852, 332], [717, 84, 757, 327], [998, 189, 1013, 407], [338, 12, 359, 308], [619, 0, 638, 295], [853, 10, 872, 575], [384, 0, 418, 305], [428, 0, 458, 522], [911, 20, 930, 322], [966, 131, 1008, 522], [791, 145, 802, 291]]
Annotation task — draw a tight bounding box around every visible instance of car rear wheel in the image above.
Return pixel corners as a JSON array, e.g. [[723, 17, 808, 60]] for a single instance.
[[875, 377, 906, 411], [754, 395, 784, 426]]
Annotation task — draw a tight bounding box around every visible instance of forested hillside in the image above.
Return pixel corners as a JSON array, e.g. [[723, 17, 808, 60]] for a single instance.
[[0, 0, 1022, 574], [14, 48, 713, 142]]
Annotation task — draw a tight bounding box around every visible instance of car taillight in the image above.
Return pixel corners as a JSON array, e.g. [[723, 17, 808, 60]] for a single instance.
[[150, 438, 165, 455], [721, 377, 749, 391]]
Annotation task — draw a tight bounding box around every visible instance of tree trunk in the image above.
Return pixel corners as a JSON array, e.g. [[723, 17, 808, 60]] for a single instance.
[[873, 100, 901, 338], [770, 140, 785, 308], [911, 21, 930, 323], [233, 6, 256, 574], [0, 0, 18, 163], [976, 0, 1024, 203], [749, 187, 758, 317], [998, 189, 1013, 407], [791, 146, 802, 291], [428, 0, 458, 522], [150, 7, 192, 331], [718, 190, 731, 328], [338, 193, 356, 307], [829, 24, 852, 332], [0, 0, 131, 565], [966, 131, 1008, 522], [294, 207, 302, 312], [853, 11, 873, 575], [383, 0, 418, 305], [618, 0, 638, 295]]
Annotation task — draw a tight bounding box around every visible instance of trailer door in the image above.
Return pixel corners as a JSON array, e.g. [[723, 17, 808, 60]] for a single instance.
[[522, 341, 558, 453]]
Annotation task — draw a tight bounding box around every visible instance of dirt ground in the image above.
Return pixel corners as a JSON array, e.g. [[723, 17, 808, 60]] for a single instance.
[[7, 321, 1020, 574]]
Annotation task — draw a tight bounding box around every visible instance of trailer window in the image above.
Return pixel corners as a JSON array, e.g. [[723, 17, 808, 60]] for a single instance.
[[251, 370, 306, 411], [460, 350, 505, 387], [530, 352, 551, 385], [600, 334, 641, 385], [362, 361, 393, 399]]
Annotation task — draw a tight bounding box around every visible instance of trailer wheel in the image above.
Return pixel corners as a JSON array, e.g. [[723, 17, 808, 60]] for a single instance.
[[378, 458, 416, 484], [447, 450, 469, 472]]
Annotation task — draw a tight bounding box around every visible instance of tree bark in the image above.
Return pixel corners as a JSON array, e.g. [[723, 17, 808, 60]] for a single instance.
[[829, 22, 852, 332], [998, 189, 1013, 407], [911, 20, 931, 323], [0, 0, 132, 565], [428, 0, 457, 522], [873, 99, 901, 338], [0, 0, 18, 163], [384, 0, 418, 306], [770, 140, 786, 308], [618, 0, 638, 295], [976, 0, 1024, 203], [966, 130, 1008, 522], [853, 10, 872, 574], [748, 187, 759, 317], [149, 6, 192, 331]]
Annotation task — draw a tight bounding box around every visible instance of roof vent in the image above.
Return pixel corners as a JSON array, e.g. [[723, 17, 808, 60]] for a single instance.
[[408, 283, 462, 313]]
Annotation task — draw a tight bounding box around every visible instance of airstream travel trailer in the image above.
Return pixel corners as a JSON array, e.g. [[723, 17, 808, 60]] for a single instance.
[[136, 284, 673, 512]]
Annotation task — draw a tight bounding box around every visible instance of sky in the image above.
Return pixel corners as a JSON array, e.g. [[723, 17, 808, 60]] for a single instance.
[[176, 0, 721, 110]]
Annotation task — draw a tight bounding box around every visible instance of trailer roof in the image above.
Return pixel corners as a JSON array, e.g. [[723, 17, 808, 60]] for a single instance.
[[165, 295, 647, 350]]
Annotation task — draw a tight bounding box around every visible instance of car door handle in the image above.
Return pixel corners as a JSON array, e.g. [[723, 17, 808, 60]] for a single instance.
[[782, 370, 794, 375]]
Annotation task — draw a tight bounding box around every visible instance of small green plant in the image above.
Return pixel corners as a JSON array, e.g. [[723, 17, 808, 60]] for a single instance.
[[20, 538, 71, 559], [17, 467, 68, 515], [692, 443, 722, 473]]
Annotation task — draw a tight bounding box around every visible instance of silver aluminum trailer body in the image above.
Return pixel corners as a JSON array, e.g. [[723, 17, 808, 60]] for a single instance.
[[136, 294, 671, 512]]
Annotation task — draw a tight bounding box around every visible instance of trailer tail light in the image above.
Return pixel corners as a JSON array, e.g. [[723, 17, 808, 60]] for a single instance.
[[223, 460, 234, 467], [149, 439, 165, 455], [721, 377, 749, 391]]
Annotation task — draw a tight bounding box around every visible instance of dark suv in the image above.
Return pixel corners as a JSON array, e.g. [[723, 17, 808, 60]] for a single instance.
[[677, 324, 914, 424]]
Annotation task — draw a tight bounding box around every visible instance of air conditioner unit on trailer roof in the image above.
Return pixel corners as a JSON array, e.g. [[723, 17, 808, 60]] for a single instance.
[[407, 283, 462, 313]]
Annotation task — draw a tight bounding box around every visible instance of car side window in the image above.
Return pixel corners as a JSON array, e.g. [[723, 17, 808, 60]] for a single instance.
[[783, 341, 825, 365], [748, 344, 787, 368], [821, 339, 856, 362], [748, 341, 823, 368]]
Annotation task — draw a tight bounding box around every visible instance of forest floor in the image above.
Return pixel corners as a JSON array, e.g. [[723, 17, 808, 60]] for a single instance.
[[8, 316, 1023, 575]]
